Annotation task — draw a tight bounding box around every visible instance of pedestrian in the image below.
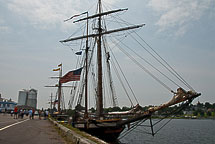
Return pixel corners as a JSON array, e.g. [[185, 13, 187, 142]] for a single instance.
[[45, 110, 49, 118], [10, 110, 13, 117], [25, 110, 29, 116], [44, 110, 49, 120], [44, 110, 47, 120], [19, 109, 22, 118], [4, 108, 7, 115], [21, 109, 24, 119], [32, 109, 35, 119], [29, 109, 33, 119], [14, 106, 18, 119], [38, 110, 41, 120]]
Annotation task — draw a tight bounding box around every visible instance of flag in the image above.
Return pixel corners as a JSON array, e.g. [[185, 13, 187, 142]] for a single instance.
[[58, 63, 62, 67], [54, 100, 58, 104], [64, 12, 88, 22], [75, 51, 82, 55], [60, 68, 82, 83], [53, 68, 60, 71]]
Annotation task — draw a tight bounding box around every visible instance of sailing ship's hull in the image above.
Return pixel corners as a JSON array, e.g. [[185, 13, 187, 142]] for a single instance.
[[79, 126, 125, 142], [73, 120, 125, 142]]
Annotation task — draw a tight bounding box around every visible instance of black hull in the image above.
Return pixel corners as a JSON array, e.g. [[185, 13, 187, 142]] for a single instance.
[[77, 125, 125, 142]]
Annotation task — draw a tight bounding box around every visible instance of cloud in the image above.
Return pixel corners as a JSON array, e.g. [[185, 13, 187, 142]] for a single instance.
[[0, 26, 9, 32], [0, 19, 10, 33], [7, 0, 82, 30], [148, 0, 212, 35], [6, 0, 118, 30]]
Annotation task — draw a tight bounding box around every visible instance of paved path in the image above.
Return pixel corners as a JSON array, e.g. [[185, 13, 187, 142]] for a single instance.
[[0, 114, 66, 144]]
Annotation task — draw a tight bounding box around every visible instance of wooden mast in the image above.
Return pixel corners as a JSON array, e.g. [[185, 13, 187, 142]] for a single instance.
[[50, 93, 53, 114], [45, 64, 75, 113], [58, 64, 62, 113], [97, 0, 103, 117], [85, 12, 89, 118], [59, 1, 144, 117]]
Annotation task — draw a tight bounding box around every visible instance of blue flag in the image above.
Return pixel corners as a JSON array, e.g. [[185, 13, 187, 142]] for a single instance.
[[75, 51, 82, 55]]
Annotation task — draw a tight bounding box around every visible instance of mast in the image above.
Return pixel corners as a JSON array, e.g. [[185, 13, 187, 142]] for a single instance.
[[59, 0, 144, 116], [97, 0, 103, 117], [85, 12, 89, 118], [45, 64, 75, 113], [50, 93, 53, 114], [58, 64, 62, 113]]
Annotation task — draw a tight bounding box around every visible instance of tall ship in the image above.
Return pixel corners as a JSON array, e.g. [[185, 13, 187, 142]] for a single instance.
[[51, 0, 201, 142]]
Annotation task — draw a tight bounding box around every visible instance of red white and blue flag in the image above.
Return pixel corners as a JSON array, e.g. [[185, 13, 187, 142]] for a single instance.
[[60, 68, 82, 83]]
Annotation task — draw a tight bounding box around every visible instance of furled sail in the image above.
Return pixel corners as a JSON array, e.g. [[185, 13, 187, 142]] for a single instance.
[[148, 88, 201, 113]]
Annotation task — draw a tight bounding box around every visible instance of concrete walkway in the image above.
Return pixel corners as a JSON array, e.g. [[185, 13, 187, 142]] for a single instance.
[[0, 114, 66, 144]]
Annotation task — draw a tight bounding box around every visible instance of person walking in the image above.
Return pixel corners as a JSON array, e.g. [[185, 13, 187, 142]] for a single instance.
[[14, 106, 18, 119], [45, 110, 49, 118], [10, 110, 13, 117], [32, 109, 35, 119], [19, 109, 22, 118], [4, 108, 7, 115], [21, 109, 24, 119], [29, 109, 33, 119], [38, 110, 41, 120]]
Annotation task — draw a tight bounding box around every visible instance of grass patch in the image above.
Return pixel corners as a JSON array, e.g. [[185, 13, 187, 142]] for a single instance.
[[62, 123, 106, 144], [49, 117, 106, 144], [53, 123, 73, 144]]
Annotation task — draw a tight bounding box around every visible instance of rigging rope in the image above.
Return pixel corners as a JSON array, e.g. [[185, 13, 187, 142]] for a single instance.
[[108, 10, 195, 91], [119, 99, 193, 139], [153, 101, 191, 135], [108, 38, 139, 104], [111, 60, 134, 106], [106, 12, 175, 92], [133, 32, 195, 91], [102, 37, 118, 107], [117, 37, 181, 88], [119, 119, 148, 140], [110, 37, 173, 92]]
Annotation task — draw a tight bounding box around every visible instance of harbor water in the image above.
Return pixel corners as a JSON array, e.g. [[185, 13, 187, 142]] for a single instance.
[[119, 119, 215, 144]]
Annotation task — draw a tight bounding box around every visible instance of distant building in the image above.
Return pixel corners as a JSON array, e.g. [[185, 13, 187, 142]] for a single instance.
[[18, 89, 37, 109], [0, 93, 17, 112], [18, 90, 27, 106]]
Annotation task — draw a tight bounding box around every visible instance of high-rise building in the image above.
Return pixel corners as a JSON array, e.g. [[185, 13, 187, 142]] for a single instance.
[[18, 89, 37, 109]]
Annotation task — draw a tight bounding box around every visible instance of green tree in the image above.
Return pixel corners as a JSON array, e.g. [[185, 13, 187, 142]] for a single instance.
[[205, 102, 212, 109], [200, 111, 205, 117], [193, 111, 198, 116], [90, 107, 96, 113], [197, 102, 204, 108], [112, 106, 121, 112], [213, 103, 215, 109], [212, 112, 215, 117], [122, 106, 130, 111], [207, 111, 212, 117]]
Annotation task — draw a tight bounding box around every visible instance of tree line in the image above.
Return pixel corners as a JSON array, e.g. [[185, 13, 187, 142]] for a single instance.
[[65, 102, 215, 118]]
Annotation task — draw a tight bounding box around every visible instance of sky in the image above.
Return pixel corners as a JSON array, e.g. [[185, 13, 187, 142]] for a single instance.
[[0, 0, 214, 109]]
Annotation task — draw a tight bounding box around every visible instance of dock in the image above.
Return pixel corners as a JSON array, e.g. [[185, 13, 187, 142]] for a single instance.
[[0, 113, 107, 144], [0, 113, 66, 144]]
